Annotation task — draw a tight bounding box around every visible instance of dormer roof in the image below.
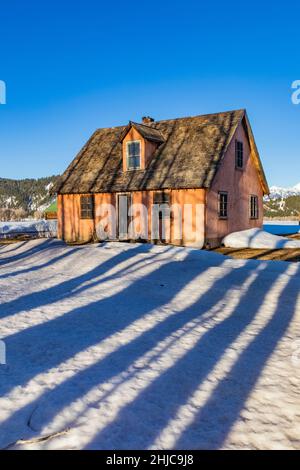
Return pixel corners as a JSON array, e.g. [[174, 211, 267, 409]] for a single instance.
[[120, 121, 165, 144]]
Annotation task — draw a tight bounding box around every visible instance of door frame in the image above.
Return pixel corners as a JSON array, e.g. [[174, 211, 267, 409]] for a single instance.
[[116, 192, 132, 240]]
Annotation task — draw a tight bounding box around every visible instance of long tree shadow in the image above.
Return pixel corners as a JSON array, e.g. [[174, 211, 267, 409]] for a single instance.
[[0, 242, 165, 320], [1, 252, 244, 437], [0, 247, 216, 413], [2, 241, 295, 450], [175, 263, 300, 449], [0, 239, 54, 266], [0, 247, 81, 280], [0, 241, 28, 254], [85, 263, 292, 449], [1, 254, 271, 449]]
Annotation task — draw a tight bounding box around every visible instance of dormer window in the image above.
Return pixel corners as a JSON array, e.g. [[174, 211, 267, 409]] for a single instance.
[[121, 122, 165, 172], [127, 141, 141, 170]]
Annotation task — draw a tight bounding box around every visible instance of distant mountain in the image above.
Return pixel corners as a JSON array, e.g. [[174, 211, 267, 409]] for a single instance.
[[264, 182, 300, 219], [268, 183, 300, 200], [0, 176, 59, 220]]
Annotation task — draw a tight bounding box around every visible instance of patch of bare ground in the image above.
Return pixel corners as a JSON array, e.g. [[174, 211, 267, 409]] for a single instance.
[[214, 247, 300, 262], [288, 233, 300, 240]]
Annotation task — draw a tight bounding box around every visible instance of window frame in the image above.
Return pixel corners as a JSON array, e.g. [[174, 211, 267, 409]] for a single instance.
[[126, 140, 141, 170], [218, 191, 228, 219], [250, 195, 259, 219], [235, 140, 244, 170], [153, 191, 171, 220], [80, 195, 94, 220], [153, 191, 170, 205]]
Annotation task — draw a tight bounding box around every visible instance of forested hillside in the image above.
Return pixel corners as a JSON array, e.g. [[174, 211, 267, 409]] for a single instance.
[[264, 195, 300, 219], [0, 176, 59, 220]]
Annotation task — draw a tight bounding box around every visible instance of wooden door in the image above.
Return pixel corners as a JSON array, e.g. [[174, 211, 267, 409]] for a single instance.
[[117, 193, 132, 240]]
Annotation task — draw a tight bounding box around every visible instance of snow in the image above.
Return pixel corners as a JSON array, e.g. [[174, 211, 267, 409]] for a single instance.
[[268, 183, 300, 200], [293, 182, 300, 192], [0, 220, 57, 238], [0, 239, 300, 450], [223, 228, 300, 249], [45, 183, 54, 192]]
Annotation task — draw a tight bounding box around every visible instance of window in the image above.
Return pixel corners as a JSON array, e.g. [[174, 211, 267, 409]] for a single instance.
[[153, 191, 170, 219], [127, 141, 141, 170], [80, 195, 94, 219], [235, 140, 244, 169], [153, 191, 170, 205], [250, 195, 259, 219], [218, 192, 228, 218]]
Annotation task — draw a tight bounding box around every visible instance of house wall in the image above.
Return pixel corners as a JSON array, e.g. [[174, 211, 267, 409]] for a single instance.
[[57, 194, 95, 242], [57, 189, 206, 247], [205, 121, 264, 247], [168, 189, 206, 246]]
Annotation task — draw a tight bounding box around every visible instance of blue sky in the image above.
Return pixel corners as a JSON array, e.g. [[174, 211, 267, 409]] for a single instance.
[[0, 0, 299, 186]]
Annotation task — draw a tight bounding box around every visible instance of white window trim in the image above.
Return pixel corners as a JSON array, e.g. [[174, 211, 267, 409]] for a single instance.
[[126, 140, 142, 170]]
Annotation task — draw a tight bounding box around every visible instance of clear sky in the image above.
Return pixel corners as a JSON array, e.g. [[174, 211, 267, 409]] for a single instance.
[[0, 0, 299, 186]]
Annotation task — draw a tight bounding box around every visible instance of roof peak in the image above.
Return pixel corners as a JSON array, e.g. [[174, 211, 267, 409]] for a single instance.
[[96, 109, 246, 133], [123, 121, 165, 144]]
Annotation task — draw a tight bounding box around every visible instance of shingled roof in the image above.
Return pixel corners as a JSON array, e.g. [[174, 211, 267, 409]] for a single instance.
[[54, 109, 269, 195]]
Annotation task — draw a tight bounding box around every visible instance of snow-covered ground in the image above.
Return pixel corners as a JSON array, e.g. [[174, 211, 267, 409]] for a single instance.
[[0, 239, 299, 450], [223, 228, 300, 249], [0, 220, 57, 238]]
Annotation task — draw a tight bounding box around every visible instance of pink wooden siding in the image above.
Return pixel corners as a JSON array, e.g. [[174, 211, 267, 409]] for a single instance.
[[205, 121, 264, 247]]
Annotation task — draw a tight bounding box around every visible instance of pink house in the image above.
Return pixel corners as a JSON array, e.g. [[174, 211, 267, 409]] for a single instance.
[[54, 109, 269, 247]]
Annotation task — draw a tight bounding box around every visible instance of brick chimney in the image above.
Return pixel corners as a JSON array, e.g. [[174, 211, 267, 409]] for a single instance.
[[142, 116, 155, 124]]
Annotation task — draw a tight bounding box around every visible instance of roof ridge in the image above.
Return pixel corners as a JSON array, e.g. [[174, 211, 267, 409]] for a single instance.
[[130, 120, 154, 128], [153, 109, 245, 125], [93, 109, 245, 133]]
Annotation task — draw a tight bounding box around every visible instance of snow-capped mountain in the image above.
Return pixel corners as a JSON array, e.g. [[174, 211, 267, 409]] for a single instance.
[[268, 183, 300, 200], [264, 182, 300, 218]]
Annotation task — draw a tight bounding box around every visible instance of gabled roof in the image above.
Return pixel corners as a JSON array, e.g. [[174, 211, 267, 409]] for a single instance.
[[54, 109, 269, 195]]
